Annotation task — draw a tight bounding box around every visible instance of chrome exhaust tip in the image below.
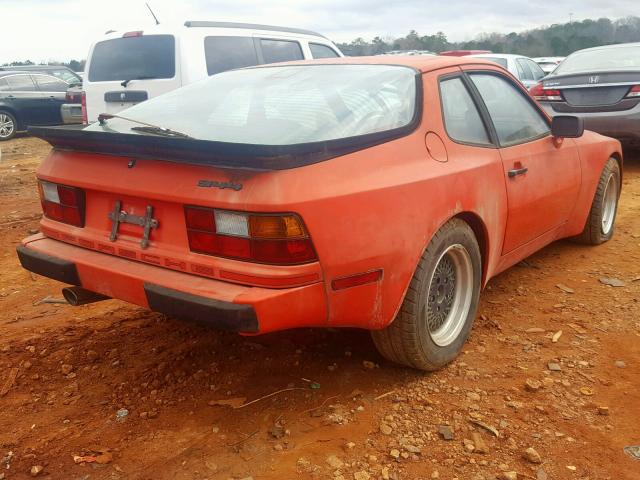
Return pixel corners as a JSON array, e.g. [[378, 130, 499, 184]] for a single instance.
[[62, 287, 109, 306]]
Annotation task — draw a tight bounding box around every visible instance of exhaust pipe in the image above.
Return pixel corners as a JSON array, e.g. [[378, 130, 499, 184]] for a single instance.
[[62, 287, 109, 306]]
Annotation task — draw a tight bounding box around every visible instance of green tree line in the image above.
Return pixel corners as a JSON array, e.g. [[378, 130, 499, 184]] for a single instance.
[[1, 59, 85, 72], [337, 16, 640, 57]]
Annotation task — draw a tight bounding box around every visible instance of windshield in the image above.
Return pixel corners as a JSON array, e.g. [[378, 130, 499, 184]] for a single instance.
[[87, 64, 418, 145], [88, 35, 175, 82], [553, 45, 640, 75]]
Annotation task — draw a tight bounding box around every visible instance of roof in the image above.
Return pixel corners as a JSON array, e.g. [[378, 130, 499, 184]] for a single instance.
[[183, 21, 327, 39], [276, 55, 498, 73], [469, 53, 528, 60], [0, 70, 30, 77], [571, 42, 640, 54]]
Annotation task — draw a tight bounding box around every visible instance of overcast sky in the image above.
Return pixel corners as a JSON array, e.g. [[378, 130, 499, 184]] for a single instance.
[[1, 0, 637, 62]]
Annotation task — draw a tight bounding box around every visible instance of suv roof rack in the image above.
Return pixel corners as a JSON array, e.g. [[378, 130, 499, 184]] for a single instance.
[[183, 21, 327, 39]]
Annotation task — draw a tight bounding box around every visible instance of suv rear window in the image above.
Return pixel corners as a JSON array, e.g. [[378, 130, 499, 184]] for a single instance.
[[88, 35, 175, 82], [310, 43, 339, 59], [260, 39, 303, 63], [204, 36, 259, 75]]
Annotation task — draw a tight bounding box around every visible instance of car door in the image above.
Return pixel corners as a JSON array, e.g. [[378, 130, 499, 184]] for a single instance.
[[465, 70, 581, 254], [32, 74, 68, 125], [3, 74, 43, 125]]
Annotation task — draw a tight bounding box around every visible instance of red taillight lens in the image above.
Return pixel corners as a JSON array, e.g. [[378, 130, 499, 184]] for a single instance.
[[530, 82, 562, 101], [38, 180, 85, 227], [626, 85, 640, 98], [184, 207, 317, 265], [81, 91, 87, 124]]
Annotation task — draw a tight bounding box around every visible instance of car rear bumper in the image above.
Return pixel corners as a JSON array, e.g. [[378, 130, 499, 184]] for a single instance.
[[540, 102, 640, 142], [60, 103, 83, 124], [17, 235, 328, 334]]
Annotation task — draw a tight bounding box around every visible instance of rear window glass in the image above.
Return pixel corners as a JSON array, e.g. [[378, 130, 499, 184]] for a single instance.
[[204, 36, 259, 75], [554, 45, 640, 75], [482, 57, 508, 69], [88, 35, 175, 82], [5, 75, 36, 91], [260, 39, 303, 63], [310, 43, 339, 59], [87, 64, 418, 145], [34, 75, 68, 92]]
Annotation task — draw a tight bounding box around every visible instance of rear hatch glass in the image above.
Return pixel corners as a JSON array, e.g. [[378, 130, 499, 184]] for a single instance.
[[88, 35, 175, 82], [86, 64, 418, 144]]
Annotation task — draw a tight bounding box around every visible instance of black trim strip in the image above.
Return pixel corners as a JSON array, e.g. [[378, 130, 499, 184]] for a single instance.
[[28, 73, 422, 171], [144, 283, 259, 333], [16, 245, 81, 285]]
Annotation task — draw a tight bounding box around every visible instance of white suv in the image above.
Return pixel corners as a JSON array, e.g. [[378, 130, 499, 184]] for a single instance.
[[82, 21, 343, 123]]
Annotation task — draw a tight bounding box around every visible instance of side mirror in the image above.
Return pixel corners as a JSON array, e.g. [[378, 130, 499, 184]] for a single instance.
[[551, 115, 584, 138]]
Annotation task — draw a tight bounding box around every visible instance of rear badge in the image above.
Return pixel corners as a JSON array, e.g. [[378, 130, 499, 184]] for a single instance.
[[197, 179, 242, 191], [108, 200, 159, 249]]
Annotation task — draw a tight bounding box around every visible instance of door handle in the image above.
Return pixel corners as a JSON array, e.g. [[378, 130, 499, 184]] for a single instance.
[[508, 167, 528, 178]]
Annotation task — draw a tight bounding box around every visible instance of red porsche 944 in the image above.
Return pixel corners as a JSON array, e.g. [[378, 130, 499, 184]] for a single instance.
[[18, 56, 622, 370]]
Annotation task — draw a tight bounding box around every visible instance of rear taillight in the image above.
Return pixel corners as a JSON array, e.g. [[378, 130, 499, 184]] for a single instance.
[[530, 82, 562, 101], [184, 207, 317, 265], [38, 180, 85, 227], [625, 85, 640, 98], [81, 91, 87, 124]]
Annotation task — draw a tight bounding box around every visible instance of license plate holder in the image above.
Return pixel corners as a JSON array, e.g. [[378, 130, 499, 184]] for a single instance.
[[108, 200, 159, 249]]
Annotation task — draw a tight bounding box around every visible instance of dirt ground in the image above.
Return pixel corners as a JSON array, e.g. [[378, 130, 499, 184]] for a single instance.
[[0, 136, 638, 480]]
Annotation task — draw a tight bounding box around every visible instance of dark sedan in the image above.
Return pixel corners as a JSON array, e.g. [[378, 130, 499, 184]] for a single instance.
[[0, 71, 70, 140], [531, 42, 640, 146]]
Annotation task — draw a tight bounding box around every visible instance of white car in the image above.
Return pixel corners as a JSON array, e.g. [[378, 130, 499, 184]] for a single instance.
[[532, 57, 565, 74], [468, 53, 546, 89], [82, 21, 343, 123]]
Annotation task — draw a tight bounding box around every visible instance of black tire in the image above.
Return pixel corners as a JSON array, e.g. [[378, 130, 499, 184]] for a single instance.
[[371, 218, 482, 371], [575, 157, 621, 245], [0, 110, 17, 141]]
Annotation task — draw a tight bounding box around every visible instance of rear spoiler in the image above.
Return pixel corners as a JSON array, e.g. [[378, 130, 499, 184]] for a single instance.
[[27, 125, 413, 171]]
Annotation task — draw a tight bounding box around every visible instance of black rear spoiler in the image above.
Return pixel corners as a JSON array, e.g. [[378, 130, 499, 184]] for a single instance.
[[28, 124, 415, 171]]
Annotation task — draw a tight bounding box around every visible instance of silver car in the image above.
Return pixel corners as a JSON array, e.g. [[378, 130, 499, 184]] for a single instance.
[[531, 42, 640, 146], [468, 53, 546, 89]]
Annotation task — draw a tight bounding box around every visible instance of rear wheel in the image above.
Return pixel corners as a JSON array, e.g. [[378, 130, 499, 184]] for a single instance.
[[576, 157, 621, 245], [371, 218, 482, 371], [0, 111, 17, 141]]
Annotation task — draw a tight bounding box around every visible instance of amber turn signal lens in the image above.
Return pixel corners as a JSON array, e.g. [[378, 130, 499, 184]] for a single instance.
[[249, 214, 307, 239]]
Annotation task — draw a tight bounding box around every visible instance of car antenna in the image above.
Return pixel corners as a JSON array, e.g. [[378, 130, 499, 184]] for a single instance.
[[146, 2, 160, 25]]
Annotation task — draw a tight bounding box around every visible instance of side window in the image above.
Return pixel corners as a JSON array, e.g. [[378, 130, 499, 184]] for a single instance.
[[309, 43, 339, 59], [260, 39, 303, 63], [204, 36, 259, 75], [470, 73, 549, 146], [439, 77, 491, 145], [5, 74, 36, 92], [34, 75, 69, 92], [516, 59, 533, 81], [526, 59, 546, 80]]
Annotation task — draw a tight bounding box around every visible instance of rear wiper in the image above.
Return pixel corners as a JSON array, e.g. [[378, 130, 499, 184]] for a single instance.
[[97, 113, 192, 139], [121, 76, 153, 87]]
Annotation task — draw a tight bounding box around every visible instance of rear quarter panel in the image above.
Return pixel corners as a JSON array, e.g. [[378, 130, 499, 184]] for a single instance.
[[563, 131, 622, 236]]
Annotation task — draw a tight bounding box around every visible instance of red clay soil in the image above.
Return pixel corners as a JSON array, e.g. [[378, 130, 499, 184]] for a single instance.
[[0, 137, 638, 480]]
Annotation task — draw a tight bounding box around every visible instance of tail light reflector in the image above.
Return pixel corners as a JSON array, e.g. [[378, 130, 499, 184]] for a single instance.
[[38, 180, 85, 227], [184, 207, 317, 265], [625, 85, 640, 98], [81, 91, 88, 124], [530, 82, 562, 101]]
